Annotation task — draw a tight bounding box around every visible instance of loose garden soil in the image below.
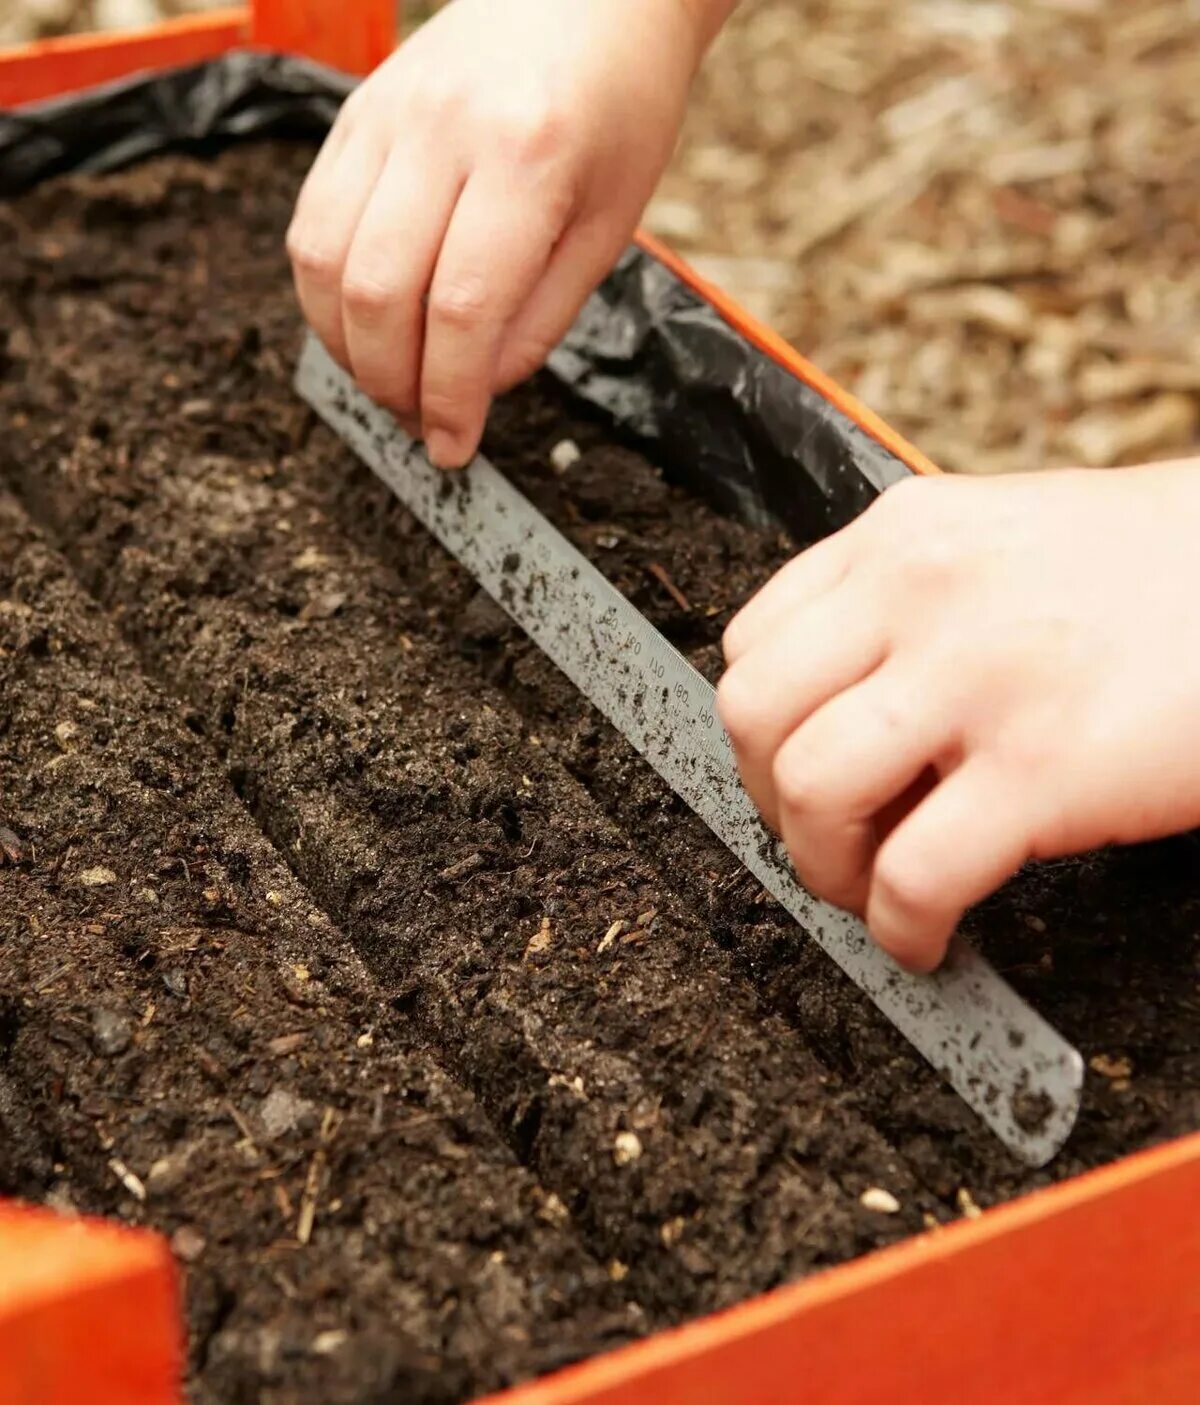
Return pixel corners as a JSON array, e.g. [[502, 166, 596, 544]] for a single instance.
[[2, 142, 1199, 1402]]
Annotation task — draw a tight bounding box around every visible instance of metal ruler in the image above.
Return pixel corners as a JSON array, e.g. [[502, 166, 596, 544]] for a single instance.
[[296, 334, 1083, 1167]]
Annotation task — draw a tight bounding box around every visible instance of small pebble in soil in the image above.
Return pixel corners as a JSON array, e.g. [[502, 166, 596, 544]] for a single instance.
[[550, 439, 581, 474], [91, 1007, 133, 1058], [54, 720, 78, 749], [608, 1260, 629, 1282], [613, 1131, 643, 1167], [260, 1088, 317, 1140], [170, 1225, 207, 1264], [79, 865, 117, 887], [859, 1187, 901, 1215]]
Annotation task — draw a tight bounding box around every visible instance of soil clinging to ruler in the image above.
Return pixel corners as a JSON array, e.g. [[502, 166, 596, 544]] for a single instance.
[[1, 142, 1199, 1397]]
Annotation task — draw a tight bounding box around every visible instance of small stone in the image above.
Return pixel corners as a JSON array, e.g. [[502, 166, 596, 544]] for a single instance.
[[356, 1031, 374, 1049], [170, 1225, 207, 1264], [265, 891, 284, 907], [859, 1186, 901, 1215], [608, 1260, 629, 1282], [1023, 914, 1048, 934], [312, 1330, 349, 1356], [1089, 1053, 1133, 1081], [596, 532, 620, 550], [536, 1192, 570, 1227], [161, 967, 188, 999], [660, 1216, 686, 1247], [260, 1088, 317, 1140], [549, 439, 581, 474], [91, 1007, 133, 1058], [79, 866, 117, 887], [613, 1131, 643, 1167], [956, 1187, 983, 1220], [54, 720, 78, 749]]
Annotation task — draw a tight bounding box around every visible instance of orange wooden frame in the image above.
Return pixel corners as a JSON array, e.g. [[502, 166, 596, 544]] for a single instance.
[[0, 1203, 179, 1403], [1, 6, 1199, 1403]]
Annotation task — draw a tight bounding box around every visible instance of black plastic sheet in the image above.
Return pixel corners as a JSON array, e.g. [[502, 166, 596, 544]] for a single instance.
[[0, 50, 909, 540]]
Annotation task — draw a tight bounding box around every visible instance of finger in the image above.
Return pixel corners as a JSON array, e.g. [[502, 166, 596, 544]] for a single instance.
[[493, 211, 625, 393], [723, 532, 853, 665], [716, 582, 887, 831], [287, 135, 387, 368], [341, 148, 463, 416], [422, 172, 572, 468], [868, 760, 1032, 972], [773, 666, 956, 914]]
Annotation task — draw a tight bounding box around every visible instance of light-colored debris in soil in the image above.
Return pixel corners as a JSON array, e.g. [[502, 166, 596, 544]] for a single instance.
[[109, 1156, 147, 1203], [78, 865, 117, 886], [859, 1186, 902, 1215], [612, 1130, 644, 1167], [524, 914, 554, 960], [536, 1191, 571, 1227], [549, 438, 581, 474], [607, 1259, 629, 1282], [597, 919, 627, 954], [1090, 1053, 1134, 1081], [170, 1224, 207, 1264], [956, 1187, 984, 1220]]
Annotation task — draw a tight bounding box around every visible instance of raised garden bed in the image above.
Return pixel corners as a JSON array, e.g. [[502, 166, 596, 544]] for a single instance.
[[1, 133, 1199, 1402]]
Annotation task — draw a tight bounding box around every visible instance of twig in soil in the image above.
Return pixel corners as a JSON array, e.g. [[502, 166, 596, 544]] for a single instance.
[[35, 962, 75, 993], [297, 1107, 339, 1246], [646, 562, 692, 613]]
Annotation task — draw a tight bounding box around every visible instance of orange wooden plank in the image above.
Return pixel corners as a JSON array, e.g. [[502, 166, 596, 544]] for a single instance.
[[252, 0, 396, 75], [635, 229, 942, 479], [0, 1202, 181, 1403], [486, 1129, 1200, 1405], [0, 9, 248, 108]]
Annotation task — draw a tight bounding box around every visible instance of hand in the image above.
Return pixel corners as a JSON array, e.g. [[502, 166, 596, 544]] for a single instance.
[[717, 459, 1200, 972], [287, 0, 720, 468]]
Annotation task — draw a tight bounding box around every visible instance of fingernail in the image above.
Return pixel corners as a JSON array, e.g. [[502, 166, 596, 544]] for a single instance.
[[425, 430, 468, 471]]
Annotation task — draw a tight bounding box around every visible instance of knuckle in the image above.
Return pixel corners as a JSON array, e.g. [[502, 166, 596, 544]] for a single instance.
[[873, 849, 938, 919], [495, 101, 567, 165], [287, 231, 341, 283], [715, 668, 766, 747], [429, 275, 493, 330], [342, 271, 400, 323], [772, 749, 824, 818]]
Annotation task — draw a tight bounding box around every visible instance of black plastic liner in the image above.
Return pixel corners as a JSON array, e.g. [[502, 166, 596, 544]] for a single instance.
[[0, 50, 910, 539]]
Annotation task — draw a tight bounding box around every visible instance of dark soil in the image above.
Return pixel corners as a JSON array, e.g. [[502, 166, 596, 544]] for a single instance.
[[2, 142, 1199, 1400]]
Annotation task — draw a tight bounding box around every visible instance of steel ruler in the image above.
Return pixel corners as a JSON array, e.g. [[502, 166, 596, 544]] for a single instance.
[[296, 333, 1083, 1166]]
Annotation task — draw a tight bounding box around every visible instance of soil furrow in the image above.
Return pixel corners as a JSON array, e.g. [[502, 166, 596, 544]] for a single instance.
[[0, 493, 639, 1404], [0, 147, 939, 1324]]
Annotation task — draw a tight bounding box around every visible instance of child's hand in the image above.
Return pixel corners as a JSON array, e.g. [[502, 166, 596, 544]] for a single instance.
[[718, 460, 1200, 972], [288, 0, 721, 468]]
